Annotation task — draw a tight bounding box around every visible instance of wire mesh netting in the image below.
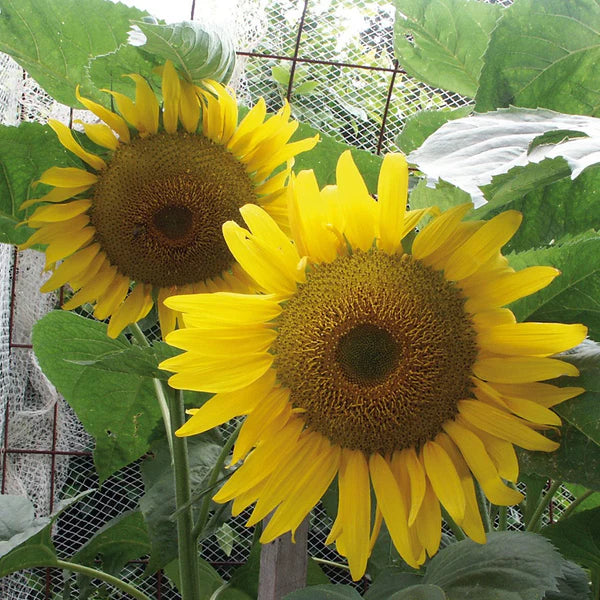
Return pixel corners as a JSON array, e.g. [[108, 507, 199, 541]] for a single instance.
[[1, 0, 573, 598]]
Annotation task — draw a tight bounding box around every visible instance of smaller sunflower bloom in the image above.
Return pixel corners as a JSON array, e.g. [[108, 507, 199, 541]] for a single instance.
[[21, 61, 318, 337], [159, 151, 586, 580]]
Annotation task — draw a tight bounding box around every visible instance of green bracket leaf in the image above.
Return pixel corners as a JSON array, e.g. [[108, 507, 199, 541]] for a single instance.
[[283, 584, 363, 599]]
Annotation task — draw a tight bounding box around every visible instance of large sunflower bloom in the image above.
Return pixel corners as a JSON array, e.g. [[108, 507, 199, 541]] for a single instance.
[[159, 151, 586, 580], [20, 61, 318, 337]]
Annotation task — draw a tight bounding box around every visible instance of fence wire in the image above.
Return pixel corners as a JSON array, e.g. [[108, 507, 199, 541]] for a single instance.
[[2, 0, 573, 598]]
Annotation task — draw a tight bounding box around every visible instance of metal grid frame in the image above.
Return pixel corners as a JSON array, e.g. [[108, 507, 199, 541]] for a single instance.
[[1, 0, 571, 598]]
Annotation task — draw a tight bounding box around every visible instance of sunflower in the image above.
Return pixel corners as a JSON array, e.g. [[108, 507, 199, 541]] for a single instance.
[[20, 61, 318, 337], [159, 151, 586, 580]]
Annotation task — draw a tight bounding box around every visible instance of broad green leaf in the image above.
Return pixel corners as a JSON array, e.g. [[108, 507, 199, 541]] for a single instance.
[[0, 0, 147, 106], [163, 556, 231, 599], [564, 484, 600, 514], [85, 43, 161, 102], [542, 508, 600, 573], [477, 163, 600, 254], [389, 585, 447, 600], [393, 0, 502, 97], [135, 20, 235, 85], [423, 531, 564, 600], [508, 231, 600, 339], [0, 525, 56, 577], [283, 585, 363, 599], [408, 179, 472, 213], [544, 560, 592, 600], [518, 425, 600, 491], [271, 65, 290, 87], [292, 123, 382, 194], [216, 522, 237, 558], [0, 123, 78, 244], [139, 436, 223, 574], [476, 0, 600, 115], [365, 568, 424, 600], [408, 107, 600, 204], [397, 106, 472, 155], [0, 495, 51, 559], [32, 311, 163, 482]]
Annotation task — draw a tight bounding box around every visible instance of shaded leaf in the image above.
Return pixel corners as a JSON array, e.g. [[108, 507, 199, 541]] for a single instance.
[[135, 20, 235, 84], [408, 108, 600, 204], [424, 531, 563, 600], [389, 585, 447, 600], [397, 107, 472, 155], [393, 0, 502, 97], [365, 567, 424, 599], [139, 436, 223, 574], [0, 123, 79, 244], [476, 0, 600, 116], [283, 585, 363, 599], [32, 311, 163, 482], [563, 483, 600, 514], [0, 0, 147, 106], [163, 556, 228, 598], [542, 507, 600, 573], [408, 179, 472, 213], [544, 559, 592, 600], [0, 495, 51, 559]]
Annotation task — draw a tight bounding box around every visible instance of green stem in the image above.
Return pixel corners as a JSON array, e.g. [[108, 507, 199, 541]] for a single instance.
[[526, 480, 562, 532], [441, 507, 466, 541], [558, 489, 595, 522], [170, 388, 201, 600], [498, 505, 508, 531], [54, 560, 151, 600], [312, 557, 350, 571], [192, 422, 242, 542], [475, 482, 491, 533], [128, 323, 173, 457], [209, 583, 230, 600]]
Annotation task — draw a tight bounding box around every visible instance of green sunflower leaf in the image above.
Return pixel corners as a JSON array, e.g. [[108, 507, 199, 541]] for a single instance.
[[544, 559, 592, 600], [0, 122, 79, 245], [476, 163, 600, 254], [292, 123, 382, 194], [134, 20, 236, 85], [518, 424, 600, 491], [365, 568, 425, 599], [542, 507, 600, 574], [282, 584, 363, 599], [139, 436, 224, 574], [387, 585, 447, 600], [32, 311, 163, 483], [408, 107, 600, 205], [423, 531, 564, 600], [397, 106, 472, 155], [0, 0, 148, 106], [408, 179, 472, 213], [563, 483, 600, 514], [393, 0, 502, 98], [475, 0, 600, 115], [508, 230, 600, 340]]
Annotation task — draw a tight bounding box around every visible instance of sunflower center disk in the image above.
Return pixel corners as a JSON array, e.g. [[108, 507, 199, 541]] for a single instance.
[[273, 251, 478, 455], [91, 132, 257, 288]]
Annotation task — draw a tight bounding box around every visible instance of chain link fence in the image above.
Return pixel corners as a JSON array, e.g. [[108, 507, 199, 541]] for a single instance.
[[2, 0, 574, 598]]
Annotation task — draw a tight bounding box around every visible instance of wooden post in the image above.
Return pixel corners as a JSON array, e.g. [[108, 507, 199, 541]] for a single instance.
[[257, 517, 309, 600]]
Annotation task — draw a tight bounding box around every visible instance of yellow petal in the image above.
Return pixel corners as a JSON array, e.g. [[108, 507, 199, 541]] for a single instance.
[[477, 322, 587, 356], [157, 286, 178, 338], [76, 85, 130, 142], [458, 399, 559, 452], [227, 98, 267, 155], [179, 80, 200, 133], [422, 440, 465, 523], [443, 211, 522, 281], [106, 283, 153, 338], [93, 274, 130, 321], [402, 447, 426, 526], [28, 199, 92, 224], [168, 292, 281, 326], [47, 120, 106, 170], [369, 453, 420, 568], [443, 418, 524, 506], [101, 89, 139, 131], [166, 353, 274, 394], [474, 356, 579, 383], [21, 185, 92, 210], [338, 448, 371, 581], [45, 226, 95, 264], [40, 243, 100, 292], [77, 121, 120, 150], [464, 425, 519, 482], [489, 382, 584, 409], [377, 153, 408, 254], [38, 167, 98, 188], [413, 479, 442, 556], [175, 370, 276, 437], [126, 73, 159, 135], [464, 266, 559, 313], [471, 308, 516, 329], [161, 60, 181, 134], [337, 151, 375, 251], [412, 202, 473, 260]]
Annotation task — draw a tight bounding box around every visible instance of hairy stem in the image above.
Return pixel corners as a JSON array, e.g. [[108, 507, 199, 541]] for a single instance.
[[526, 480, 562, 532]]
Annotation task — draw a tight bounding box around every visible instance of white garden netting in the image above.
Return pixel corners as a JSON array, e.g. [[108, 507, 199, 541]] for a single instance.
[[3, 0, 569, 598]]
